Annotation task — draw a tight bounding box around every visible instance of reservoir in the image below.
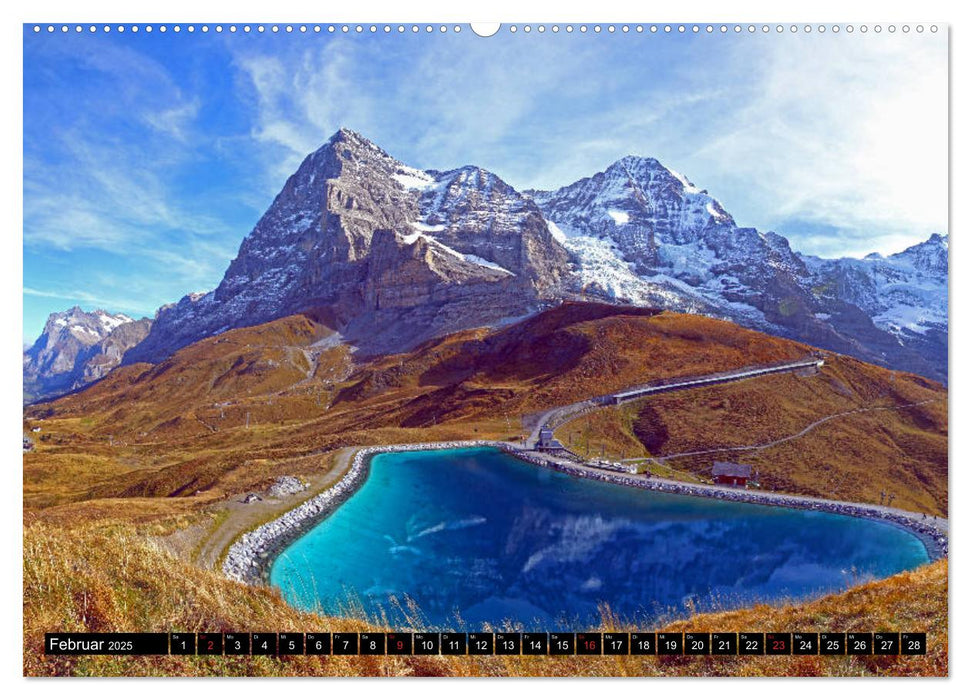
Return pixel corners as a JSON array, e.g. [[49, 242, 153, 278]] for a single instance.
[[269, 447, 930, 629]]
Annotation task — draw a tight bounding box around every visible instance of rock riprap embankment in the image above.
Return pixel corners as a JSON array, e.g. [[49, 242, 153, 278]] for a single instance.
[[266, 475, 309, 499], [511, 451, 948, 561], [223, 441, 947, 585], [222, 441, 502, 584]]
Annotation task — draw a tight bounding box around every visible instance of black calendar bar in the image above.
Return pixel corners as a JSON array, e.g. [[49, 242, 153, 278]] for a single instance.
[[42, 631, 928, 655], [413, 632, 440, 655], [387, 632, 413, 655], [279, 633, 304, 655], [198, 633, 223, 655], [441, 632, 467, 655], [685, 632, 710, 655], [225, 632, 250, 655]]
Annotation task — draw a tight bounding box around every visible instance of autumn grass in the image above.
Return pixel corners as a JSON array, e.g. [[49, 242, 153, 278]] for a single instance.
[[555, 364, 946, 515], [23, 521, 947, 677], [21, 304, 949, 677]]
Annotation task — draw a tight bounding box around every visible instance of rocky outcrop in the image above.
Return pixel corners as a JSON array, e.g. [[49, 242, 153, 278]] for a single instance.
[[126, 129, 568, 364], [528, 159, 947, 382], [799, 234, 948, 380], [266, 476, 308, 499]]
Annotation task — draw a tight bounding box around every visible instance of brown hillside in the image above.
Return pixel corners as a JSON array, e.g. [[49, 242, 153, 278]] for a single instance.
[[22, 302, 948, 677], [556, 353, 947, 515], [25, 302, 945, 514]]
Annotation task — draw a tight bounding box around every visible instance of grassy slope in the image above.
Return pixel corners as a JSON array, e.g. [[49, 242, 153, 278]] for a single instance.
[[24, 519, 946, 677], [556, 357, 947, 515], [22, 302, 949, 676]]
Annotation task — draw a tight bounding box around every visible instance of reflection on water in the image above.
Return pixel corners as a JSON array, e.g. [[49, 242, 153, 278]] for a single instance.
[[269, 447, 929, 629]]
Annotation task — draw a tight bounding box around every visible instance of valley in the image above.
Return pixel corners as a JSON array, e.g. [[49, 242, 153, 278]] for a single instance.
[[22, 303, 948, 676], [21, 130, 949, 678]]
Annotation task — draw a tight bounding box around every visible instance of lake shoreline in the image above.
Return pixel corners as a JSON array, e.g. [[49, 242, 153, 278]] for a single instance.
[[222, 441, 947, 587]]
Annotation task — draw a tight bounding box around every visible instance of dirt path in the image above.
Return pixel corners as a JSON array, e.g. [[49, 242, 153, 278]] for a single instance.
[[192, 446, 358, 571]]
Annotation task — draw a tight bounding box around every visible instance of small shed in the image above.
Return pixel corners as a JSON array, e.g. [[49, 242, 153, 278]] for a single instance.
[[712, 461, 753, 487], [535, 427, 564, 451]]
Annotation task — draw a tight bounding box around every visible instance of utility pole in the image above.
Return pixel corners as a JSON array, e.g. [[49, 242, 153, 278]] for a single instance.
[[245, 412, 250, 429]]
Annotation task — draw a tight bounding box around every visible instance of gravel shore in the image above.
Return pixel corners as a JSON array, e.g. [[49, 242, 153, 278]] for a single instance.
[[222, 441, 948, 585], [223, 441, 496, 584]]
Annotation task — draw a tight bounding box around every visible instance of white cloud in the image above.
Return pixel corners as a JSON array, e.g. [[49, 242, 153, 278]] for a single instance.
[[23, 286, 149, 316], [233, 41, 379, 185], [24, 138, 229, 254], [143, 99, 202, 142], [683, 32, 948, 256]]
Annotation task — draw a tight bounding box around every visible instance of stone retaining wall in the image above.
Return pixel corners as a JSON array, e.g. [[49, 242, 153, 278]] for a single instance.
[[222, 441, 502, 584], [507, 448, 948, 561]]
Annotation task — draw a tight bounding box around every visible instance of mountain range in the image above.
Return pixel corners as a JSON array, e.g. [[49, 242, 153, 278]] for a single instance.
[[24, 128, 948, 402], [23, 307, 151, 403]]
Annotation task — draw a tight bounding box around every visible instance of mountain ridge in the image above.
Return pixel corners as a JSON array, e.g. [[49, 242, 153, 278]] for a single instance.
[[23, 306, 151, 403], [24, 128, 948, 401]]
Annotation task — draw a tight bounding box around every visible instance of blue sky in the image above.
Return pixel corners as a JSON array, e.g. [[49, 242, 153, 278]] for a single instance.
[[23, 25, 948, 343]]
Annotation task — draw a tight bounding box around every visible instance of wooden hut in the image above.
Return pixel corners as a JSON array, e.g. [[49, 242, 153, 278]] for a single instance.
[[712, 461, 753, 487]]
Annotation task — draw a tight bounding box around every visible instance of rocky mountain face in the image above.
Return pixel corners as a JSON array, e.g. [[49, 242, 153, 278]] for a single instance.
[[23, 307, 151, 402], [25, 128, 948, 401], [526, 158, 948, 382], [798, 234, 948, 379], [124, 128, 568, 364]]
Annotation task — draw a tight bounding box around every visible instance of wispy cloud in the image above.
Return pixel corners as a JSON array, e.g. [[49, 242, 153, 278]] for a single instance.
[[226, 31, 947, 260], [143, 99, 202, 142], [24, 136, 232, 253], [23, 28, 947, 344], [232, 39, 377, 185], [23, 286, 149, 316], [678, 33, 948, 256]]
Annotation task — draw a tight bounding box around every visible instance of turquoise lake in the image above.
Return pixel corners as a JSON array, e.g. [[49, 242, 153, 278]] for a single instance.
[[269, 447, 929, 629]]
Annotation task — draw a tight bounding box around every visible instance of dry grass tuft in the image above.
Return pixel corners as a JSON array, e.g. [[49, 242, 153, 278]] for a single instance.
[[23, 522, 946, 677], [22, 304, 948, 677]]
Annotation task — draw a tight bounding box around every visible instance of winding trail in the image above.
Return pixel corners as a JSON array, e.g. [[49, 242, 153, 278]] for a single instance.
[[652, 398, 941, 462]]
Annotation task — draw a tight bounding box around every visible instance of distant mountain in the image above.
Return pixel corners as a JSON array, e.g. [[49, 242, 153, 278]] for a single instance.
[[24, 128, 947, 400], [800, 234, 947, 359], [526, 158, 947, 381], [23, 306, 151, 403]]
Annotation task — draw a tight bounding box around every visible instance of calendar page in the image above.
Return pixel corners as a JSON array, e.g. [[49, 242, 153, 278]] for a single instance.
[[22, 17, 949, 679]]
